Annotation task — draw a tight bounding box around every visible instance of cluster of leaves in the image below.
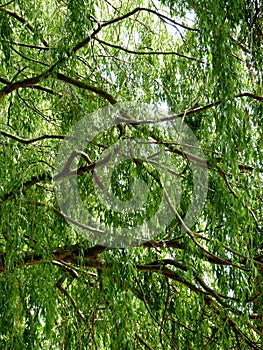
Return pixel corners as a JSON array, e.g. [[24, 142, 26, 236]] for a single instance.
[[0, 0, 262, 349]]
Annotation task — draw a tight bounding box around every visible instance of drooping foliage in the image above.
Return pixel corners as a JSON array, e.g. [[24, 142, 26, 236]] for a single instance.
[[0, 0, 262, 349]]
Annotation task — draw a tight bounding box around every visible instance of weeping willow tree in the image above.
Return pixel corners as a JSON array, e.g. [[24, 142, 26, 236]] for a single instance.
[[0, 0, 262, 349]]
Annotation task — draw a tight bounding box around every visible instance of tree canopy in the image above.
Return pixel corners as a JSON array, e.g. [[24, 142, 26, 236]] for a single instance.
[[0, 0, 262, 349]]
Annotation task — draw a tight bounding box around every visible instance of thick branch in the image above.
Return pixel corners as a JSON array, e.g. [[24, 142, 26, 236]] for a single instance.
[[0, 76, 59, 95], [56, 73, 117, 104], [0, 71, 116, 102], [0, 244, 106, 273], [0, 63, 58, 99], [0, 236, 258, 274]]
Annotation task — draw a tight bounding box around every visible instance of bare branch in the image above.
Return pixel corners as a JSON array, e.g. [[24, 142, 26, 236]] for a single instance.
[[95, 37, 203, 63], [0, 0, 15, 8], [9, 41, 52, 50], [1, 130, 65, 144]]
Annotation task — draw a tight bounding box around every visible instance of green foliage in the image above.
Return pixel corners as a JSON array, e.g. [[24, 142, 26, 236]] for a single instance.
[[0, 0, 262, 349]]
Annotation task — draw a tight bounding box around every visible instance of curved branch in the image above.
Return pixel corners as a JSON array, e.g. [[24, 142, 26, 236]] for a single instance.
[[162, 93, 263, 122], [234, 92, 263, 101], [1, 130, 65, 144], [71, 6, 198, 54], [135, 333, 154, 350], [25, 200, 105, 235], [0, 62, 58, 99], [0, 8, 146, 96], [0, 76, 60, 95], [56, 73, 117, 104], [56, 276, 86, 322], [0, 70, 116, 102], [95, 37, 203, 63], [163, 188, 250, 272], [145, 7, 199, 32], [125, 93, 263, 125], [135, 276, 179, 349], [30, 85, 61, 95]]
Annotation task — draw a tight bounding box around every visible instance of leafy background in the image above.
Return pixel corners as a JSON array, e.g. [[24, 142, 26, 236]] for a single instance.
[[0, 0, 262, 349]]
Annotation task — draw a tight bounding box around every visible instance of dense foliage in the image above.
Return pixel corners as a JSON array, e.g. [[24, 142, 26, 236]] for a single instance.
[[0, 0, 262, 349]]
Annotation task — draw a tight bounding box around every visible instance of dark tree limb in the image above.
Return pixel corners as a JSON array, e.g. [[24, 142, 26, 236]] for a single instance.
[[0, 130, 65, 144], [95, 37, 204, 63], [56, 73, 117, 104]]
